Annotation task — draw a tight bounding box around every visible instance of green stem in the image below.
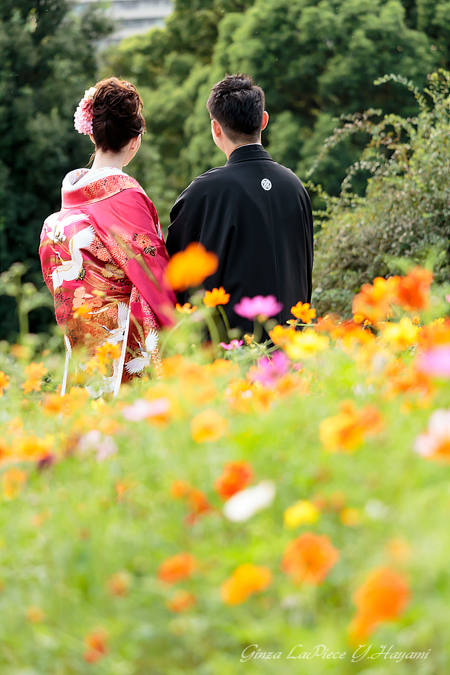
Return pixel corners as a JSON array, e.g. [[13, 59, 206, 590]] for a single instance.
[[204, 312, 221, 355], [218, 305, 231, 338], [159, 316, 188, 358], [253, 320, 263, 344]]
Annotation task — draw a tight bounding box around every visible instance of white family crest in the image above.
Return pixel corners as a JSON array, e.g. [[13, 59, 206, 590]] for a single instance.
[[261, 178, 272, 191]]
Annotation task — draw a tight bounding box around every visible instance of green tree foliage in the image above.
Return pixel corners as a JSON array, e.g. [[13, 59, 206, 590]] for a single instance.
[[103, 0, 448, 202], [312, 70, 450, 317], [0, 0, 112, 340]]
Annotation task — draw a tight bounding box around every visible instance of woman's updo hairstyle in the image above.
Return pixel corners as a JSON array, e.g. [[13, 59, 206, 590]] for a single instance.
[[92, 77, 145, 153]]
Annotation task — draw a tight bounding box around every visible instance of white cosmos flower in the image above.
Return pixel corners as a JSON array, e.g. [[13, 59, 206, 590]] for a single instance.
[[223, 481, 276, 522]]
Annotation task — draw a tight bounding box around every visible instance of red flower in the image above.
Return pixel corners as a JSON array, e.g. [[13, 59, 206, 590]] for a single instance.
[[214, 461, 254, 499]]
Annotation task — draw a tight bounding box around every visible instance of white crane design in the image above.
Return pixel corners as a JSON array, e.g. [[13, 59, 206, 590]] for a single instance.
[[99, 302, 129, 346], [44, 213, 88, 243], [125, 329, 159, 375], [51, 226, 95, 290]]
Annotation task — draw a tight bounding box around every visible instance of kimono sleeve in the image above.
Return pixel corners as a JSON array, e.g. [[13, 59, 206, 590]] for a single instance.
[[90, 189, 176, 328]]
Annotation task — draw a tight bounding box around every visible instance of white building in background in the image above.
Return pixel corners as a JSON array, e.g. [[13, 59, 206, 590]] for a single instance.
[[77, 0, 173, 43]]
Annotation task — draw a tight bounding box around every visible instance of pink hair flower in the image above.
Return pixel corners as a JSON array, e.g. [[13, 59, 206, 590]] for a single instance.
[[74, 86, 96, 136], [234, 295, 283, 321], [220, 340, 244, 350]]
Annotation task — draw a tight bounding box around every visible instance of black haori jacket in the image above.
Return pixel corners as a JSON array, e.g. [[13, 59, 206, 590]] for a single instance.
[[166, 144, 314, 335]]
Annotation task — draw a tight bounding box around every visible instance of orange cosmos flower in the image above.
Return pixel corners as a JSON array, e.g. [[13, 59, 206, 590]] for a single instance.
[[73, 303, 91, 319], [167, 243, 218, 291], [418, 318, 450, 349], [204, 359, 239, 377], [291, 302, 316, 323], [190, 409, 228, 443], [83, 629, 108, 663], [269, 324, 295, 346], [214, 461, 254, 499], [25, 606, 45, 623], [381, 317, 419, 351], [396, 267, 433, 312], [176, 302, 197, 314], [166, 589, 196, 613], [96, 342, 121, 364], [1, 468, 27, 500], [22, 362, 48, 394], [348, 567, 410, 642], [16, 435, 53, 462], [319, 401, 383, 453], [170, 480, 212, 523], [0, 438, 11, 465], [203, 287, 230, 308], [221, 564, 272, 605], [0, 371, 10, 396], [157, 553, 196, 584], [352, 276, 400, 324], [281, 532, 339, 585], [107, 571, 131, 597]]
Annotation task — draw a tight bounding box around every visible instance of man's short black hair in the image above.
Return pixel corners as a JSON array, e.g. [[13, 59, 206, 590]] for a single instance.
[[206, 74, 265, 144]]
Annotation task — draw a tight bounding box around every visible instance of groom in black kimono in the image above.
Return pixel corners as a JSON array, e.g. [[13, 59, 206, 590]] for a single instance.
[[166, 74, 314, 336]]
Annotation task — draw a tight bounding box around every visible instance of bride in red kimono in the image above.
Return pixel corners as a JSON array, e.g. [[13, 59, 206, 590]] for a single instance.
[[39, 78, 175, 397]]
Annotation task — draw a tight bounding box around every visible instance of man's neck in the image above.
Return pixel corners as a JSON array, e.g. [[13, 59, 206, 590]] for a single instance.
[[225, 140, 262, 160]]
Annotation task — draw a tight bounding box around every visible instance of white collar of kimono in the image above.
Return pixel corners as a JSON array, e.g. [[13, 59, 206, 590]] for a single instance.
[[62, 167, 128, 191]]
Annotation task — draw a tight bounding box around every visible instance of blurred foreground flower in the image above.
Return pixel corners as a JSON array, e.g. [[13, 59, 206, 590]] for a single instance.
[[167, 243, 218, 291], [417, 345, 450, 378], [283, 329, 328, 360], [353, 276, 399, 324], [282, 532, 339, 585], [25, 606, 45, 623], [107, 570, 131, 597], [78, 430, 118, 461], [223, 481, 275, 522], [203, 287, 230, 307], [176, 302, 197, 314], [215, 461, 253, 499], [284, 500, 320, 528], [247, 351, 290, 387], [166, 589, 196, 613], [158, 553, 196, 584], [396, 267, 433, 312], [319, 401, 383, 452], [414, 408, 450, 462], [221, 564, 272, 605], [381, 317, 419, 351], [234, 295, 283, 321], [122, 397, 170, 422], [191, 409, 228, 443], [349, 567, 410, 642], [0, 371, 10, 396], [22, 362, 48, 394], [220, 340, 243, 350], [83, 628, 108, 663], [1, 468, 27, 500]]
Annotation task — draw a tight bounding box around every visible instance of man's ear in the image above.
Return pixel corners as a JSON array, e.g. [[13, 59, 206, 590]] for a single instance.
[[211, 119, 223, 140], [261, 111, 269, 132]]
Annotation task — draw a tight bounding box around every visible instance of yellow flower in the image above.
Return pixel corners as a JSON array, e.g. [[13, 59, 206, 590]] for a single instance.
[[190, 409, 228, 443], [284, 329, 329, 360], [1, 468, 27, 500], [176, 303, 197, 314], [203, 287, 230, 308], [0, 371, 10, 397], [22, 362, 48, 394], [291, 302, 316, 323], [73, 303, 91, 319], [284, 500, 320, 528], [381, 317, 419, 351], [340, 507, 361, 527], [221, 564, 272, 605]]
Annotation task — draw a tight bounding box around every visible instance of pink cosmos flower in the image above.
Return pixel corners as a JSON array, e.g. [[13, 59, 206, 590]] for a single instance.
[[414, 408, 450, 460], [74, 87, 96, 135], [417, 346, 450, 377], [122, 397, 170, 422], [220, 340, 244, 350], [78, 429, 118, 461], [234, 295, 283, 321], [248, 351, 290, 387]]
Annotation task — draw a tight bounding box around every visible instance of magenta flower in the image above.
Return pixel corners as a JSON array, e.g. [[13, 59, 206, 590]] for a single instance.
[[417, 346, 450, 377], [234, 295, 283, 321], [248, 351, 290, 387], [220, 340, 244, 350]]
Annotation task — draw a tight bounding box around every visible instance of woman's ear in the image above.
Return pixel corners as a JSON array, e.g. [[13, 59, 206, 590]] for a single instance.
[[261, 111, 269, 131]]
